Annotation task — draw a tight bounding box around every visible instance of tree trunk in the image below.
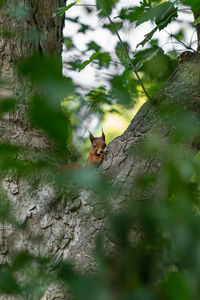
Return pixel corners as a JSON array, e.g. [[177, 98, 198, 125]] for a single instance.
[[0, 1, 67, 299], [1, 1, 200, 299]]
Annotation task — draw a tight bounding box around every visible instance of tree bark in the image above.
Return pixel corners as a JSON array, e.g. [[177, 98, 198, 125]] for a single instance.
[[1, 1, 200, 299], [0, 1, 67, 299]]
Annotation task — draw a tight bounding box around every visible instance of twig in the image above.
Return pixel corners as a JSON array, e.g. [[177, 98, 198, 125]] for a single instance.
[[189, 29, 197, 48], [74, 4, 96, 6], [99, 1, 152, 101], [164, 29, 195, 51]]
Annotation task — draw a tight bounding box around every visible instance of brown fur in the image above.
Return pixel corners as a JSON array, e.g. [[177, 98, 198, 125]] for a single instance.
[[86, 130, 106, 167]]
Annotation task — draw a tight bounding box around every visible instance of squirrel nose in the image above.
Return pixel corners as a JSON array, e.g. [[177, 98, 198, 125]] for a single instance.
[[96, 149, 102, 155]]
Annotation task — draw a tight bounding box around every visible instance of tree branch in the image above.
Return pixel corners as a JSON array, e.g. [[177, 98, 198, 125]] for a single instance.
[[164, 29, 195, 52]]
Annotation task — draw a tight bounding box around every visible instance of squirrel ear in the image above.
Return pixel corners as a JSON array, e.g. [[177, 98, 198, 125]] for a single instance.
[[102, 129, 105, 141], [89, 131, 94, 142]]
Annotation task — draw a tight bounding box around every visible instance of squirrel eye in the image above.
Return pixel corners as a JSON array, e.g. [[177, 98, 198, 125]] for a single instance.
[[93, 144, 96, 148]]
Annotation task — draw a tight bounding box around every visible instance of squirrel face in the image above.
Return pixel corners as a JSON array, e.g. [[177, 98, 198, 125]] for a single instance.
[[86, 130, 106, 167], [89, 130, 106, 156]]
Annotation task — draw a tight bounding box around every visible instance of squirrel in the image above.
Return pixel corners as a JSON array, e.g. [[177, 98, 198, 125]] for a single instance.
[[86, 130, 106, 167], [58, 130, 106, 172]]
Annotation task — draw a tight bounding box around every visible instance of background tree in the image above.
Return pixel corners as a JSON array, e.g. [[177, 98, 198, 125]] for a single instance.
[[0, 0, 200, 299], [0, 0, 70, 298]]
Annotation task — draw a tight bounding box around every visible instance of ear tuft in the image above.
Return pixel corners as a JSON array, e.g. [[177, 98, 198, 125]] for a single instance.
[[102, 129, 105, 141], [89, 130, 94, 142]]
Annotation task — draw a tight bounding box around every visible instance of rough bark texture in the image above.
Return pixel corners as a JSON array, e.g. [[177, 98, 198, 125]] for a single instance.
[[0, 0, 65, 143], [1, 1, 200, 300], [0, 1, 67, 299]]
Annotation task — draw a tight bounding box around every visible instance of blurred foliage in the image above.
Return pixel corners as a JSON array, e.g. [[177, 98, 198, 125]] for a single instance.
[[0, 0, 200, 299], [18, 55, 75, 153]]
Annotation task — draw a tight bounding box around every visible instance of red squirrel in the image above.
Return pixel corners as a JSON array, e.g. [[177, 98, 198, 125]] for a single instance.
[[86, 130, 106, 167], [58, 130, 106, 172]]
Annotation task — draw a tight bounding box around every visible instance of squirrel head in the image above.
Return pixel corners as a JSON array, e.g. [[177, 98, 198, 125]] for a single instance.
[[89, 130, 106, 156]]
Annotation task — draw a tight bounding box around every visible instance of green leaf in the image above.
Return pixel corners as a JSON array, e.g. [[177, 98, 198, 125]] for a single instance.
[[119, 2, 177, 48], [133, 46, 161, 70], [0, 143, 20, 157], [53, 3, 76, 17], [103, 22, 123, 34], [150, 39, 159, 47], [11, 252, 34, 273], [78, 24, 90, 33], [173, 29, 184, 40], [193, 16, 200, 26], [154, 2, 177, 30], [19, 56, 74, 151], [110, 70, 137, 107], [0, 0, 6, 8], [161, 272, 190, 300], [134, 46, 177, 81], [117, 6, 145, 23], [115, 42, 130, 67], [65, 16, 79, 23], [0, 268, 20, 294], [68, 59, 82, 71], [87, 41, 102, 52], [86, 86, 112, 112], [0, 98, 16, 116], [181, 0, 200, 11], [29, 96, 70, 151], [64, 37, 74, 50], [0, 189, 12, 222], [78, 52, 100, 71], [96, 0, 117, 17], [96, 52, 111, 68], [18, 55, 63, 82], [18, 55, 75, 104], [136, 2, 178, 29], [136, 27, 157, 48]]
